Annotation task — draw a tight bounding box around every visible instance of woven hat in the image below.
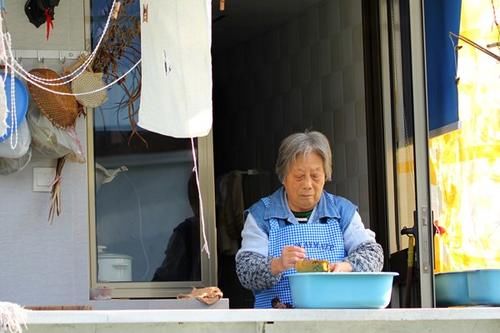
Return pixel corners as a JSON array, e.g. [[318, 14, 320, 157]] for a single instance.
[[71, 70, 108, 108], [27, 68, 79, 129]]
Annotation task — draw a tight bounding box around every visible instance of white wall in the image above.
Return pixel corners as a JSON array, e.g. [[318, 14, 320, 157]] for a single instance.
[[213, 0, 370, 224], [0, 0, 90, 305]]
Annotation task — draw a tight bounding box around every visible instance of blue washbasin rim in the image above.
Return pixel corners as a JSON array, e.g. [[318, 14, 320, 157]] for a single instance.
[[290, 272, 399, 277]]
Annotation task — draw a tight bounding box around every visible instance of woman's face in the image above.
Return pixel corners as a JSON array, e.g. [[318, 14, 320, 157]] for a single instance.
[[283, 152, 326, 212]]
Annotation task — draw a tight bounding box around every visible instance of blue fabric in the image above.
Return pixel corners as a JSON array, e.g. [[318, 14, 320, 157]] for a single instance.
[[424, 0, 461, 132], [248, 187, 356, 235], [253, 218, 345, 308], [249, 188, 356, 308]]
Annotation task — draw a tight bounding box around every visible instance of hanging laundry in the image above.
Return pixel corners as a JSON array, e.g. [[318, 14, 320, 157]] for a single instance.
[[24, 0, 61, 40], [138, 0, 213, 138]]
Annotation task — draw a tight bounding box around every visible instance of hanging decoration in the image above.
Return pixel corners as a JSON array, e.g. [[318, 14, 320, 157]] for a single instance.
[[91, 0, 145, 146], [0, 0, 141, 223], [24, 0, 61, 40], [26, 68, 80, 128], [65, 54, 108, 109], [0, 77, 7, 138], [0, 73, 29, 152], [48, 154, 66, 224]]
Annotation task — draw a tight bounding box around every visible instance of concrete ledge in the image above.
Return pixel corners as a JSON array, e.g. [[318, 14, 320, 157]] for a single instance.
[[27, 307, 500, 324]]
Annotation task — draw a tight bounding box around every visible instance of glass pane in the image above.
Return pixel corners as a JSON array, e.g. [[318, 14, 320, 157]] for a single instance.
[[389, 0, 416, 252], [388, 0, 420, 307], [428, 1, 500, 273], [91, 0, 201, 283], [94, 133, 200, 283]]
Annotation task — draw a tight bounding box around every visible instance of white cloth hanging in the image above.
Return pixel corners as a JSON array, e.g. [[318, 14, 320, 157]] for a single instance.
[[139, 0, 213, 138]]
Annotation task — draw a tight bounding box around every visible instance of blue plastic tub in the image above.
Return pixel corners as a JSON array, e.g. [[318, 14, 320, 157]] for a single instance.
[[467, 269, 500, 305], [288, 272, 398, 309], [435, 271, 471, 307]]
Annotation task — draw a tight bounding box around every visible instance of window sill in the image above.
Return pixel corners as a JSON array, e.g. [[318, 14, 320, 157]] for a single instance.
[[88, 298, 229, 310]]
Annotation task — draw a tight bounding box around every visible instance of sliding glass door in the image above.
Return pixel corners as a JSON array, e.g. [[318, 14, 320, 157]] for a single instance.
[[379, 0, 434, 307]]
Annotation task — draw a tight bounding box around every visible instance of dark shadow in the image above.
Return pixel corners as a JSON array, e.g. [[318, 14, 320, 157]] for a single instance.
[[152, 173, 201, 281]]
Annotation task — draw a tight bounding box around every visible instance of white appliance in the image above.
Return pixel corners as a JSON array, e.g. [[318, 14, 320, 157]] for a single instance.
[[97, 247, 133, 282]]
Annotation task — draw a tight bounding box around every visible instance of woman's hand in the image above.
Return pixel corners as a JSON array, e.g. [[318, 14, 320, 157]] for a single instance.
[[329, 261, 353, 272], [271, 246, 306, 275]]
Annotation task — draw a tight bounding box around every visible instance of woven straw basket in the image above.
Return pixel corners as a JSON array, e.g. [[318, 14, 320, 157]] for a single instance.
[[71, 70, 108, 108], [27, 68, 79, 129]]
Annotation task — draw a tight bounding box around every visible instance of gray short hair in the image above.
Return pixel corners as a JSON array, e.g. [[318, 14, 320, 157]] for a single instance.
[[275, 131, 332, 183]]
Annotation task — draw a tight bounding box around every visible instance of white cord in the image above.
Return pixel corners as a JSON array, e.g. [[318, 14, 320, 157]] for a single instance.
[[122, 172, 151, 282], [0, 0, 119, 150], [4, 59, 141, 97], [4, 0, 119, 86], [191, 137, 210, 258]]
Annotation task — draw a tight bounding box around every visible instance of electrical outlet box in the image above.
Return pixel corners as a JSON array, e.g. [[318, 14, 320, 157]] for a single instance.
[[33, 167, 56, 192]]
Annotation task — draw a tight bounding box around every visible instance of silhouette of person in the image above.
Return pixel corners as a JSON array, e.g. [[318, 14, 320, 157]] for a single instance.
[[152, 172, 201, 281]]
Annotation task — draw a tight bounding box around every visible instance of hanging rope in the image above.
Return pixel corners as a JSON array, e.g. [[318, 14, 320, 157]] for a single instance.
[[5, 0, 120, 86], [191, 137, 210, 258], [0, 1, 125, 150]]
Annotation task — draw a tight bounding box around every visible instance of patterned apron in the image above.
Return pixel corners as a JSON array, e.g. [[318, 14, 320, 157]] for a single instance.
[[254, 217, 346, 308]]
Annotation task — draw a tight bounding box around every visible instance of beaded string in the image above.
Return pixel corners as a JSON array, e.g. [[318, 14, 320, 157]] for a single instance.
[[7, 0, 119, 86], [0, 0, 141, 151]]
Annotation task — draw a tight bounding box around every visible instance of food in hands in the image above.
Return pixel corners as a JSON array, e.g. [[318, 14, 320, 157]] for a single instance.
[[295, 259, 330, 272]]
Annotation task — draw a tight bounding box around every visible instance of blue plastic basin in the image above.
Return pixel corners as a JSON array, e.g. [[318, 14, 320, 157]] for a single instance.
[[435, 271, 471, 307], [467, 269, 500, 305], [288, 272, 398, 309]]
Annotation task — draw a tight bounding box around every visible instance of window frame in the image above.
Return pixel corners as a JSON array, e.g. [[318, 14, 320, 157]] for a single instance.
[[87, 111, 218, 298]]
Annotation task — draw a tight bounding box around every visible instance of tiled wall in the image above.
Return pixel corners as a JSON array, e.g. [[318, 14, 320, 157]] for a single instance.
[[214, 0, 370, 225]]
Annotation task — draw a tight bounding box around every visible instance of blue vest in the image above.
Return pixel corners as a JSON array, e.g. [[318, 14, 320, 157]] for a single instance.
[[248, 188, 356, 308]]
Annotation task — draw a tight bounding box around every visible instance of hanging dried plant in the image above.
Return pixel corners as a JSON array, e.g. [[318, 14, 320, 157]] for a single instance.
[[91, 0, 146, 147], [48, 155, 67, 224]]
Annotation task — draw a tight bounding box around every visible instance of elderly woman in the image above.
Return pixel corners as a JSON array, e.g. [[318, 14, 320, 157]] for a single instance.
[[235, 131, 384, 308]]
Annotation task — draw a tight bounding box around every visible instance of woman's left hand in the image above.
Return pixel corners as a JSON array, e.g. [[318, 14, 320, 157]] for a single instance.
[[329, 261, 353, 272]]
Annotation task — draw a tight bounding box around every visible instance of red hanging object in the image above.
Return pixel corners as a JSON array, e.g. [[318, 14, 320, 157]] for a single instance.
[[44, 8, 54, 40]]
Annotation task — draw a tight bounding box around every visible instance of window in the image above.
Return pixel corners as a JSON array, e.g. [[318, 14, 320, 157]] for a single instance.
[[88, 0, 216, 298]]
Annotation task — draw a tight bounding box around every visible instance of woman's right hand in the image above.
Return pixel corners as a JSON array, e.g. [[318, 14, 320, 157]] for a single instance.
[[271, 246, 306, 275]]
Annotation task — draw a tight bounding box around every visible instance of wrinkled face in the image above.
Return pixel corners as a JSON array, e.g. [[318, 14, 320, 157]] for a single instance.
[[283, 152, 326, 212]]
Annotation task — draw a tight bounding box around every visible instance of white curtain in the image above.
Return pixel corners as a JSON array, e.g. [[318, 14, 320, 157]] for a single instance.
[[139, 0, 212, 138]]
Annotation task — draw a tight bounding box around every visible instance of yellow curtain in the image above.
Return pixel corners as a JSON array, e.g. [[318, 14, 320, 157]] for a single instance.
[[430, 0, 500, 273]]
